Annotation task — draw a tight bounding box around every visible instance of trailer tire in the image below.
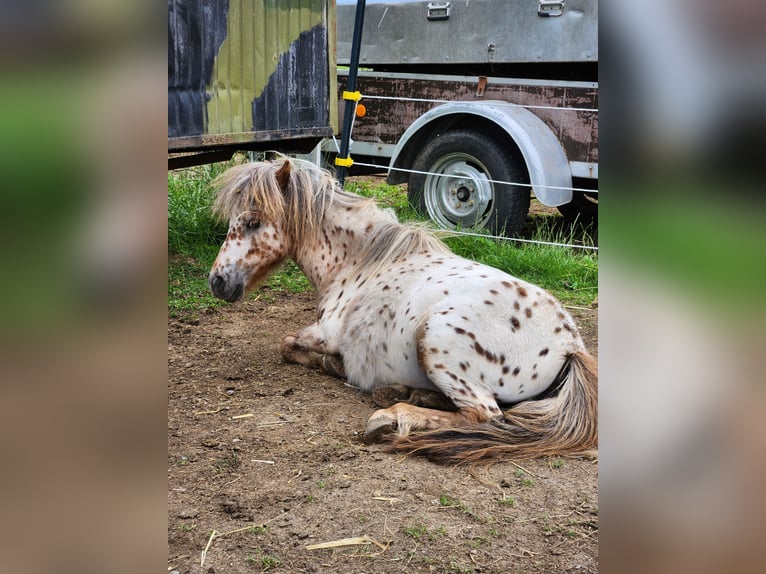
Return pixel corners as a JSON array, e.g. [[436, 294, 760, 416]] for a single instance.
[[407, 130, 530, 235]]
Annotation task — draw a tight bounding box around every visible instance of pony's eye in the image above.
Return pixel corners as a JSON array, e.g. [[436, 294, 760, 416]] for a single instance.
[[245, 218, 261, 230]]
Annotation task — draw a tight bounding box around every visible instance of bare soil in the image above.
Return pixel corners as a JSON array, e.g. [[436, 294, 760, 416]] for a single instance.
[[168, 289, 598, 573]]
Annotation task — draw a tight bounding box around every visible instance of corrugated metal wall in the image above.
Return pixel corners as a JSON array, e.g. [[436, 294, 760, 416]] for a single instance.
[[168, 0, 336, 150]]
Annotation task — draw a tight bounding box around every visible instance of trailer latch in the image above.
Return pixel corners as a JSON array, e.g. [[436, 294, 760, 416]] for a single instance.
[[427, 2, 450, 20], [538, 0, 564, 17]]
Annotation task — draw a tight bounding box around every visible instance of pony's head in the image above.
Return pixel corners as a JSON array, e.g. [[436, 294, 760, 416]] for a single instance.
[[208, 159, 296, 302]]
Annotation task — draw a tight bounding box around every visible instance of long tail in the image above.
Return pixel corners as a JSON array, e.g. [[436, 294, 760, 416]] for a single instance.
[[388, 351, 598, 465]]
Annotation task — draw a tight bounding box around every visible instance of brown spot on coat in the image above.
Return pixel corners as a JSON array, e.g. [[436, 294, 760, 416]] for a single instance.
[[517, 286, 528, 297], [539, 347, 549, 356], [511, 316, 521, 329]]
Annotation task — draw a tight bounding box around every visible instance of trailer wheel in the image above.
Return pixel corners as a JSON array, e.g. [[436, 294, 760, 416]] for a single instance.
[[407, 130, 530, 235]]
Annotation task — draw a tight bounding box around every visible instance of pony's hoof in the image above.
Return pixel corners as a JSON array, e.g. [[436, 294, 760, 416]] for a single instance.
[[363, 411, 397, 444], [371, 385, 411, 408]]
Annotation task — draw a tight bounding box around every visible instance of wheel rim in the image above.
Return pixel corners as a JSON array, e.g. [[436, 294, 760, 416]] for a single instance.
[[422, 152, 494, 229]]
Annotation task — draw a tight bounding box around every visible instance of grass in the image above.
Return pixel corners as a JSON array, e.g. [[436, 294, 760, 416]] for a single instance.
[[213, 451, 240, 474], [499, 496, 516, 508], [246, 553, 280, 571], [549, 457, 564, 469], [438, 494, 485, 522], [168, 159, 597, 315], [514, 468, 535, 487], [402, 523, 429, 540]]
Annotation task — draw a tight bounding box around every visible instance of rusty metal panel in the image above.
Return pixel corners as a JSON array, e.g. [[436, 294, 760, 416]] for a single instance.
[[168, 0, 336, 152], [339, 72, 598, 163]]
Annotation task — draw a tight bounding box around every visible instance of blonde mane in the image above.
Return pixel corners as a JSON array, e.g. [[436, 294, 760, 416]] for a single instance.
[[212, 157, 381, 244], [212, 156, 452, 272]]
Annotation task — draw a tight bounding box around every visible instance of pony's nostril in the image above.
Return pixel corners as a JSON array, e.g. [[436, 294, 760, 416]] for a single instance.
[[211, 273, 226, 292]]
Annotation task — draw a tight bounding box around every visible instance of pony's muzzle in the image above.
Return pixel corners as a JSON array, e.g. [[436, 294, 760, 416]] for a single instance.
[[209, 272, 244, 302]]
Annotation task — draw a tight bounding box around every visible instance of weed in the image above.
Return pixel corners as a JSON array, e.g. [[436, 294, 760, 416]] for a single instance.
[[550, 457, 564, 469], [403, 523, 428, 540], [428, 526, 447, 541], [467, 527, 501, 548], [438, 494, 460, 507], [249, 525, 268, 535], [499, 496, 516, 508], [178, 523, 196, 532], [513, 469, 534, 487], [317, 481, 326, 489], [214, 451, 240, 474], [449, 558, 474, 573], [260, 555, 281, 571], [304, 495, 315, 503], [439, 494, 484, 522]]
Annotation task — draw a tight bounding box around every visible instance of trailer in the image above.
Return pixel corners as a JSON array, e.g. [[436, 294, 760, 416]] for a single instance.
[[330, 0, 598, 233], [168, 0, 337, 170]]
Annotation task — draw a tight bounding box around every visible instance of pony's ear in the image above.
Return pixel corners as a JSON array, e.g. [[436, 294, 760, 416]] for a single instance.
[[274, 159, 291, 191]]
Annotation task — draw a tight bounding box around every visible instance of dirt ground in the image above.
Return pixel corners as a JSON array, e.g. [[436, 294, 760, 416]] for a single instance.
[[168, 287, 598, 574]]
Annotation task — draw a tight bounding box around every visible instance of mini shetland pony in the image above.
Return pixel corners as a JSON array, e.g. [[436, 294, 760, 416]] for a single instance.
[[209, 158, 597, 464]]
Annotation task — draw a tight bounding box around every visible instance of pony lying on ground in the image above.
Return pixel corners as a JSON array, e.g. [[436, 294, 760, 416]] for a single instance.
[[208, 157, 597, 464]]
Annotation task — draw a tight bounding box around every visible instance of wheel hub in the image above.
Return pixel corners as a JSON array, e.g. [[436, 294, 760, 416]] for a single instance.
[[455, 185, 471, 202], [423, 154, 493, 228]]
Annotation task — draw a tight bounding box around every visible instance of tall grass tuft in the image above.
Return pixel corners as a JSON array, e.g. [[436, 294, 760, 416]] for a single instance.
[[168, 162, 229, 262]]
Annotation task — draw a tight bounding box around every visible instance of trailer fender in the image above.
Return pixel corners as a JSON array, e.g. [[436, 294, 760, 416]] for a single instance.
[[388, 101, 572, 207]]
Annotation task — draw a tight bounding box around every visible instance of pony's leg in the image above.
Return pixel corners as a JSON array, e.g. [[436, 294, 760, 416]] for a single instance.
[[364, 316, 506, 442], [363, 404, 489, 444], [372, 385, 457, 411], [280, 325, 345, 379]]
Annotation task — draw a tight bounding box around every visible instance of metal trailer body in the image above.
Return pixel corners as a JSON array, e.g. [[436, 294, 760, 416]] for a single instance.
[[168, 0, 337, 169], [332, 0, 598, 231], [336, 0, 597, 68]]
